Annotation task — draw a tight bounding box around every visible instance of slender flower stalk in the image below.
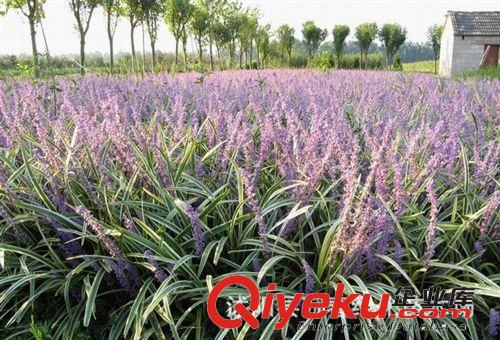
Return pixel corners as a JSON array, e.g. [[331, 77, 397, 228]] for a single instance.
[[475, 191, 499, 253], [424, 178, 439, 267], [301, 259, 314, 294], [75, 205, 126, 264], [182, 202, 205, 257], [145, 250, 169, 283]]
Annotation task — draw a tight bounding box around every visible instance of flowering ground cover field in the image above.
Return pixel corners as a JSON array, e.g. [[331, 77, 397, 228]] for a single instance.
[[0, 70, 498, 339]]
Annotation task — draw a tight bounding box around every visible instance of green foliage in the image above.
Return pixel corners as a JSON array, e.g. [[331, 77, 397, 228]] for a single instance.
[[142, 0, 165, 38], [459, 66, 500, 80], [391, 54, 402, 70], [332, 24, 350, 67], [123, 0, 142, 24], [426, 24, 443, 74], [190, 2, 210, 42], [302, 20, 327, 58], [309, 51, 334, 70], [165, 0, 193, 41], [0, 88, 498, 338], [255, 24, 271, 68], [0, 72, 498, 338], [190, 1, 210, 62], [402, 60, 435, 73], [16, 58, 36, 77], [276, 24, 295, 65], [311, 51, 384, 70], [379, 23, 407, 66], [30, 316, 53, 340], [1, 0, 45, 20], [355, 22, 378, 68], [220, 1, 243, 65], [427, 24, 444, 59]]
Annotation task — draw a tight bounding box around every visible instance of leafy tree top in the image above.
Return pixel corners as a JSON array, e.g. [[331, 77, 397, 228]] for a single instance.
[[302, 20, 327, 56], [379, 23, 407, 57], [355, 22, 378, 52], [332, 24, 350, 56], [427, 24, 444, 56], [1, 0, 45, 19]]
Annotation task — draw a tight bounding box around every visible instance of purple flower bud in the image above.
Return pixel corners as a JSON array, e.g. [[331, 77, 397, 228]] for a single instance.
[[145, 250, 169, 283], [75, 205, 127, 265], [181, 202, 205, 257], [104, 258, 131, 291], [393, 240, 403, 267], [301, 259, 314, 294], [476, 191, 499, 255], [424, 178, 439, 266], [487, 309, 499, 337]]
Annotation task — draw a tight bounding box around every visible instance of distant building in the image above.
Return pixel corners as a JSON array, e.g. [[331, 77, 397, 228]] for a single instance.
[[439, 11, 500, 76]]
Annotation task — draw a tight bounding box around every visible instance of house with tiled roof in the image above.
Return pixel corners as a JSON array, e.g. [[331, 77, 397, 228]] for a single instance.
[[439, 11, 500, 76]]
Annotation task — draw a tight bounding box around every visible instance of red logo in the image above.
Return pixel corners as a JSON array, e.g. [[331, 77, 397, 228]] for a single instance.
[[207, 275, 472, 330]]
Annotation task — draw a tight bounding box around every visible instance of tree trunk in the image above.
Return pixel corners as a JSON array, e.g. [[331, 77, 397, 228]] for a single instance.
[[79, 34, 85, 75], [107, 11, 114, 73], [216, 46, 223, 70], [175, 38, 179, 67], [434, 57, 437, 74], [209, 42, 214, 71], [360, 51, 363, 69], [256, 45, 260, 69], [288, 51, 292, 67], [28, 17, 39, 78], [198, 38, 203, 65], [39, 19, 50, 64], [229, 44, 234, 68], [249, 40, 253, 69], [281, 49, 284, 64], [336, 54, 340, 69], [141, 25, 146, 75], [239, 44, 243, 69], [182, 40, 188, 71], [151, 39, 156, 71], [364, 52, 368, 69], [130, 19, 136, 72]]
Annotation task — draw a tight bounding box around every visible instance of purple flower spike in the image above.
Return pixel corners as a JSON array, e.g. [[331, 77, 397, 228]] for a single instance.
[[145, 250, 169, 283], [487, 309, 499, 337], [301, 259, 314, 294], [181, 202, 205, 257]]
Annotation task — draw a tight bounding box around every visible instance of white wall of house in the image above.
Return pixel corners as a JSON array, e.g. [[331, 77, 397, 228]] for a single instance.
[[439, 17, 454, 77], [439, 14, 500, 77], [451, 36, 487, 74]]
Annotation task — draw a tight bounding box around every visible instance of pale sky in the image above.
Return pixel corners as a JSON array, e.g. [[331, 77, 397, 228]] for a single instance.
[[1, 0, 500, 56]]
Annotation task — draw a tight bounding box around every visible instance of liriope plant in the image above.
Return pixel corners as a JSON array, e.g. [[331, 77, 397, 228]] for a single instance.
[[0, 70, 498, 339]]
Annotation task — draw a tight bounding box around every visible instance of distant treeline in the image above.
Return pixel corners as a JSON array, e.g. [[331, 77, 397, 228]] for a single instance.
[[0, 40, 434, 75], [324, 41, 435, 62], [1, 0, 442, 76]]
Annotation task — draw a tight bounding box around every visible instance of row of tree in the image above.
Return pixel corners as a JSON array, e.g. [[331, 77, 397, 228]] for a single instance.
[[1, 0, 444, 76]]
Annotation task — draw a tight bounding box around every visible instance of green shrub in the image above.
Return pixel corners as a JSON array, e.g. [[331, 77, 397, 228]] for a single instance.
[[392, 54, 403, 70], [460, 66, 500, 80], [309, 51, 335, 70], [311, 52, 384, 70]]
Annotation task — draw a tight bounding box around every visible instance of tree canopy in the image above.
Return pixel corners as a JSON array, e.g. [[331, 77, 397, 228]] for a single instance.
[[302, 20, 327, 58], [379, 23, 407, 66], [332, 24, 350, 67]]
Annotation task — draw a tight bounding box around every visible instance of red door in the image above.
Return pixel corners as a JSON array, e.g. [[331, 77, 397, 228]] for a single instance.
[[481, 45, 499, 67]]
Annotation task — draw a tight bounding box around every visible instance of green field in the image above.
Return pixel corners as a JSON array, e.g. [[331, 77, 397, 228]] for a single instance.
[[461, 66, 500, 80], [402, 60, 436, 73]]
